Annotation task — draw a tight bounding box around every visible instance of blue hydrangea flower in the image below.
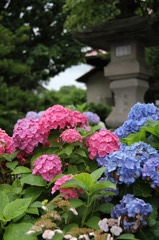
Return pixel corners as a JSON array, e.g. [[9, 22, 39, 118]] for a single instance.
[[83, 111, 100, 125], [142, 157, 159, 189], [124, 142, 159, 167], [37, 111, 45, 118], [25, 111, 38, 119], [114, 102, 159, 138], [97, 151, 141, 185], [128, 102, 159, 121], [111, 194, 152, 233], [26, 111, 44, 120]]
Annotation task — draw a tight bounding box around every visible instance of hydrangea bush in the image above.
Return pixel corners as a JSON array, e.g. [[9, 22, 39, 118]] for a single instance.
[[1, 102, 159, 240]]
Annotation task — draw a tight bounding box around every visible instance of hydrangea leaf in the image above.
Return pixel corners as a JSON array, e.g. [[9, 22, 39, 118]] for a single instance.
[[3, 198, 32, 221], [3, 222, 37, 240], [69, 199, 84, 208], [96, 203, 114, 214], [85, 216, 100, 230], [91, 167, 106, 182], [12, 166, 31, 174], [21, 174, 47, 187], [6, 161, 18, 171], [116, 233, 139, 239]]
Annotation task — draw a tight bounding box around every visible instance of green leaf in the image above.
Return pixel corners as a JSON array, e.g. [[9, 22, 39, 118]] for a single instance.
[[0, 191, 9, 220], [147, 207, 158, 227], [12, 166, 31, 174], [64, 145, 74, 156], [3, 198, 32, 221], [6, 161, 18, 170], [23, 187, 43, 203], [96, 203, 114, 214], [30, 201, 42, 208], [0, 153, 13, 162], [133, 182, 152, 197], [90, 180, 116, 193], [26, 207, 39, 215], [91, 167, 106, 182], [150, 222, 159, 238], [61, 179, 88, 192], [21, 174, 47, 187], [74, 173, 94, 188], [52, 232, 63, 240], [68, 165, 78, 174], [85, 216, 100, 230], [69, 199, 84, 208], [4, 222, 38, 240], [63, 223, 79, 233], [116, 233, 138, 239], [74, 149, 87, 157]]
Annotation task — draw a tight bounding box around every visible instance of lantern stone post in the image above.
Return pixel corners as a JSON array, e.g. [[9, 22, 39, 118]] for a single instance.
[[74, 16, 159, 128], [104, 41, 150, 128]]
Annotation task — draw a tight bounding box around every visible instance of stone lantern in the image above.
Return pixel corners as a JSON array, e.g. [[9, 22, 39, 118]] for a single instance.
[[74, 16, 159, 128]]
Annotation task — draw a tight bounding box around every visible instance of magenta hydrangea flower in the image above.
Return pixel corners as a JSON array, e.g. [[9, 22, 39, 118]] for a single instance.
[[32, 154, 62, 182], [38, 105, 72, 135], [12, 118, 48, 155], [86, 129, 120, 159], [0, 128, 15, 154], [51, 175, 80, 200], [60, 129, 83, 143], [70, 110, 89, 128]]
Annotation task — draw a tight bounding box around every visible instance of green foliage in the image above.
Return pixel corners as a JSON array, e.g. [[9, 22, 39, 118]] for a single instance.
[[63, 0, 159, 30], [63, 0, 120, 30], [122, 119, 159, 149], [0, 0, 84, 90], [40, 86, 86, 109]]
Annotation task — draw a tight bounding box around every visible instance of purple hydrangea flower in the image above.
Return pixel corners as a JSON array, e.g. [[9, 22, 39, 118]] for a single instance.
[[111, 194, 152, 233], [83, 111, 100, 125], [115, 102, 159, 138], [25, 111, 39, 120], [142, 157, 159, 189]]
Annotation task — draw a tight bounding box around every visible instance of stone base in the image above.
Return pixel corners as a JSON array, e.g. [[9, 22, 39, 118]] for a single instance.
[[105, 78, 149, 129]]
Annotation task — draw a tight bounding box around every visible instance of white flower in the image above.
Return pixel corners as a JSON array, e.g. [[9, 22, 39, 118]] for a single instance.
[[118, 216, 121, 226], [98, 218, 109, 232], [41, 206, 48, 211], [79, 234, 90, 240], [69, 207, 78, 215], [42, 230, 55, 239], [26, 230, 35, 235], [54, 229, 63, 234], [107, 234, 114, 240], [64, 234, 73, 239], [89, 232, 95, 236], [110, 226, 123, 236]]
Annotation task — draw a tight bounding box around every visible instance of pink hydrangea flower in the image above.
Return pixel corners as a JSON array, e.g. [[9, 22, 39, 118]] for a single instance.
[[12, 118, 48, 155], [0, 128, 15, 154], [60, 129, 83, 143], [86, 129, 120, 159], [70, 110, 89, 128], [38, 105, 72, 135], [32, 154, 62, 182], [51, 175, 80, 200]]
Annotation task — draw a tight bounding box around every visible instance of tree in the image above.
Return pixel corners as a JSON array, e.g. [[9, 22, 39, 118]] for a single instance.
[[63, 0, 159, 30], [0, 0, 84, 90]]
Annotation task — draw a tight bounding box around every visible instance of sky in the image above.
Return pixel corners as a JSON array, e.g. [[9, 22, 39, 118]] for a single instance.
[[43, 63, 93, 91]]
